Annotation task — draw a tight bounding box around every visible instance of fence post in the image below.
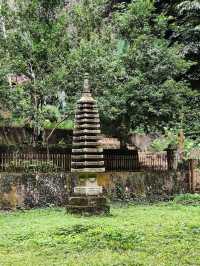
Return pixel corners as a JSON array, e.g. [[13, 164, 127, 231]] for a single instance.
[[189, 159, 194, 193], [167, 148, 177, 170]]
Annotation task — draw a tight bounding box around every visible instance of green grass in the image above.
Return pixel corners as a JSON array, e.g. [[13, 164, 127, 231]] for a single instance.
[[0, 203, 199, 266]]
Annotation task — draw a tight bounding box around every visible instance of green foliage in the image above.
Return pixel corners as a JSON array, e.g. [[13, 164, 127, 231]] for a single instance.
[[69, 0, 109, 41], [42, 105, 61, 122], [98, 0, 193, 138], [150, 128, 196, 155], [43, 119, 73, 129], [54, 224, 144, 251], [150, 129, 178, 151], [151, 138, 172, 152], [0, 0, 199, 143], [183, 138, 196, 158], [0, 0, 69, 140], [175, 1, 200, 84], [154, 0, 200, 136], [174, 193, 200, 205]]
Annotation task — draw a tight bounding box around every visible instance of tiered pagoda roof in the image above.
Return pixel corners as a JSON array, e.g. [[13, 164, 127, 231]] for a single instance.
[[71, 74, 105, 173]]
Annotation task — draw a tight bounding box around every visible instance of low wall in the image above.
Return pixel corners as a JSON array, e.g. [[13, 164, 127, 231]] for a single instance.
[[96, 171, 188, 201], [0, 170, 189, 209], [0, 173, 69, 210]]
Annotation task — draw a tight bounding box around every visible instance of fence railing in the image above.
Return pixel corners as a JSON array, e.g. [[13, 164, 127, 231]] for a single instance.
[[104, 152, 140, 171], [0, 153, 71, 172], [0, 151, 179, 172], [139, 152, 169, 171]]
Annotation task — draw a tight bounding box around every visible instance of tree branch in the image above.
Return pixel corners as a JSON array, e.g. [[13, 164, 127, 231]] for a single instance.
[[46, 115, 69, 143]]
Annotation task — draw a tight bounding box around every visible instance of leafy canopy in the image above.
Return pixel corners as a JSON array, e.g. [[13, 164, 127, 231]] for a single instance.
[[0, 0, 198, 144]]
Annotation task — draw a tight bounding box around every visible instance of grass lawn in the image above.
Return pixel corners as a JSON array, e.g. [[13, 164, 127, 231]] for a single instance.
[[0, 203, 199, 266]]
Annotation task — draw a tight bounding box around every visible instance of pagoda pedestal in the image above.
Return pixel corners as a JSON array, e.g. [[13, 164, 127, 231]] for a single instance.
[[66, 173, 109, 214], [66, 74, 109, 214], [66, 196, 109, 215]]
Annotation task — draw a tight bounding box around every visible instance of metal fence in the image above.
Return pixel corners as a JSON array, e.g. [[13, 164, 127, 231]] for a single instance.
[[0, 151, 177, 172]]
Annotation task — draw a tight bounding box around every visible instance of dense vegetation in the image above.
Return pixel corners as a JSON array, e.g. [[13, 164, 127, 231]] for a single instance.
[[0, 0, 199, 143], [0, 203, 199, 265]]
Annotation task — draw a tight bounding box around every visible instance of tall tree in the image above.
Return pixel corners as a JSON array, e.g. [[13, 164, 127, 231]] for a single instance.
[[106, 0, 193, 143], [62, 0, 194, 146], [155, 0, 200, 136], [155, 0, 200, 88], [0, 0, 69, 142], [0, 0, 198, 146]]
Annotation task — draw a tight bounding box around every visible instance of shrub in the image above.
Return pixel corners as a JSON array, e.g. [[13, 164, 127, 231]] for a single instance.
[[173, 193, 200, 205]]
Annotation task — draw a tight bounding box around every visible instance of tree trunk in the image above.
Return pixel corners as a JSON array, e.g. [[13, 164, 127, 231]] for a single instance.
[[0, 5, 12, 88], [45, 115, 68, 160]]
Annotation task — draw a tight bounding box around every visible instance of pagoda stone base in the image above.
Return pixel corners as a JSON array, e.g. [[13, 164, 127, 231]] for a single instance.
[[66, 195, 110, 215]]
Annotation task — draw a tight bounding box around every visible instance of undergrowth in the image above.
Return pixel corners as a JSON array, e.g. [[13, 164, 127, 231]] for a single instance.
[[173, 193, 200, 206]]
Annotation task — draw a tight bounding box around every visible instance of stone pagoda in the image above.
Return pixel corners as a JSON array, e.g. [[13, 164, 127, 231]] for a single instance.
[[71, 73, 105, 174], [66, 74, 109, 214]]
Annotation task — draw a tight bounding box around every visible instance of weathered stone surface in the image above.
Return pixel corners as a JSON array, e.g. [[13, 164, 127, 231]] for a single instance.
[[75, 113, 99, 119], [66, 195, 109, 214], [74, 186, 102, 195], [71, 161, 104, 166], [71, 154, 104, 159], [77, 103, 97, 108], [0, 173, 69, 210], [75, 118, 100, 123], [71, 168, 105, 173], [72, 148, 103, 153], [73, 135, 101, 141], [71, 74, 105, 173], [73, 129, 101, 135], [76, 108, 98, 113], [0, 171, 189, 210], [73, 142, 101, 146], [75, 124, 100, 129]]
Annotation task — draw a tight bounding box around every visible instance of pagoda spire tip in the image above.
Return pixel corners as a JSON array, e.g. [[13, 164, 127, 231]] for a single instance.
[[83, 73, 90, 93]]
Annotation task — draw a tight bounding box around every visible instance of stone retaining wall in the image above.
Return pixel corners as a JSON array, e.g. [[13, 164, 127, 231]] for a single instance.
[[0, 170, 189, 209], [97, 171, 188, 201]]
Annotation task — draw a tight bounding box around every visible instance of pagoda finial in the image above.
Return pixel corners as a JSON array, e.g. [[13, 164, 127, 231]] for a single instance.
[[83, 73, 90, 94]]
